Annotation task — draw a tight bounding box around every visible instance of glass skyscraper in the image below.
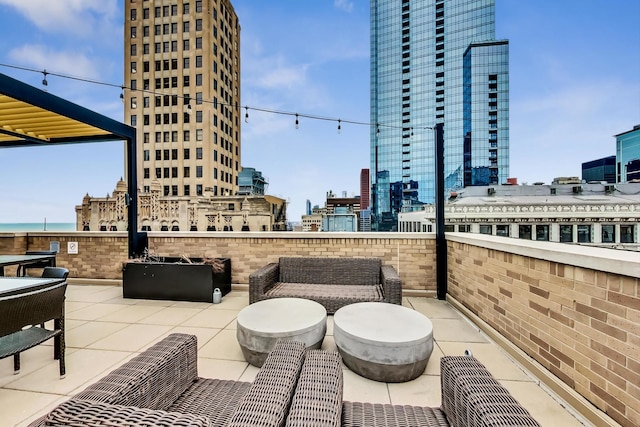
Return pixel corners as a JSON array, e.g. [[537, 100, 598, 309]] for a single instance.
[[370, 0, 509, 230]]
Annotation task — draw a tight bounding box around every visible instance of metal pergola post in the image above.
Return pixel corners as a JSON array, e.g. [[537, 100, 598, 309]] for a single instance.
[[434, 123, 447, 300]]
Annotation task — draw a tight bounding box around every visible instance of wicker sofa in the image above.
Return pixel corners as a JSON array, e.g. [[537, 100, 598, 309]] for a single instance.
[[29, 333, 344, 427], [249, 257, 402, 313]]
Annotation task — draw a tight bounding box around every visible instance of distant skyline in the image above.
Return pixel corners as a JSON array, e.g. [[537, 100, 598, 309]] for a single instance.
[[0, 0, 638, 223]]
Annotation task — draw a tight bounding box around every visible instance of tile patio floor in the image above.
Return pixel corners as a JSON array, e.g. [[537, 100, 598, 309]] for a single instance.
[[1, 284, 591, 427]]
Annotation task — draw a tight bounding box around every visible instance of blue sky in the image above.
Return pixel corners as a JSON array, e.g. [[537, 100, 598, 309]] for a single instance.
[[0, 0, 638, 223]]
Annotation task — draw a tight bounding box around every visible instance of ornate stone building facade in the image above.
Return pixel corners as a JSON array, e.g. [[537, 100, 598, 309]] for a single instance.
[[76, 179, 287, 232], [398, 183, 640, 250]]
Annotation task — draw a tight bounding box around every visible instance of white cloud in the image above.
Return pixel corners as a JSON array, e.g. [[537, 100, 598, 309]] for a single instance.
[[334, 0, 354, 12], [8, 44, 100, 79], [0, 0, 118, 39]]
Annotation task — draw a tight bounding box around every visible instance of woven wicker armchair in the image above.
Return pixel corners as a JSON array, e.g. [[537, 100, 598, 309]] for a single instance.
[[0, 282, 66, 377], [249, 257, 402, 313], [342, 355, 540, 427], [29, 333, 344, 427]]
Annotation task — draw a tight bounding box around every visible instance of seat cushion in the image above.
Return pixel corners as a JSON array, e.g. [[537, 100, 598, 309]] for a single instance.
[[267, 283, 384, 301], [168, 378, 251, 426], [342, 401, 449, 427]]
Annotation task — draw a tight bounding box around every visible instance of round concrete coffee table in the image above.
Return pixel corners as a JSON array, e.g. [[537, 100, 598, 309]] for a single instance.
[[236, 297, 327, 367], [333, 302, 433, 382]]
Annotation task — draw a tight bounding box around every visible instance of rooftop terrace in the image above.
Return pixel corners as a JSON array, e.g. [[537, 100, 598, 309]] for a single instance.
[[2, 284, 586, 427], [1, 231, 637, 426]]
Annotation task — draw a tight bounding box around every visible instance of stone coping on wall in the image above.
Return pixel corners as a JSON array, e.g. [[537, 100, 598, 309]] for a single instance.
[[446, 232, 640, 279]]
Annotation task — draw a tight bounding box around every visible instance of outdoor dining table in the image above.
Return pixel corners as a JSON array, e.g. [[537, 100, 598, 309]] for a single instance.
[[0, 254, 56, 277], [0, 277, 65, 297]]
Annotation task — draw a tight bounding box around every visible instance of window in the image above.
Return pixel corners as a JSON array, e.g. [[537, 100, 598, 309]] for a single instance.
[[196, 147, 203, 159], [559, 225, 573, 242], [183, 21, 190, 32], [155, 168, 161, 179], [184, 167, 190, 177], [171, 22, 178, 33], [172, 167, 178, 178], [535, 225, 549, 241], [183, 57, 190, 68], [195, 56, 202, 67], [195, 37, 202, 49], [172, 149, 178, 160], [518, 225, 532, 240], [183, 130, 190, 141], [130, 27, 137, 38], [163, 167, 170, 178], [163, 149, 170, 160], [184, 148, 190, 159], [164, 186, 170, 196], [195, 19, 202, 31], [155, 150, 161, 161], [620, 224, 635, 243], [143, 168, 150, 179], [577, 225, 591, 243], [601, 225, 615, 243], [184, 185, 190, 196], [458, 225, 470, 232], [130, 9, 137, 20], [196, 166, 203, 178], [130, 44, 137, 56], [195, 111, 203, 122], [143, 150, 150, 161], [479, 224, 492, 235], [496, 225, 509, 237], [183, 3, 189, 14], [196, 184, 203, 196], [143, 8, 149, 19], [195, 74, 202, 86], [196, 129, 203, 141], [130, 115, 137, 126], [143, 132, 149, 143], [195, 0, 202, 12]]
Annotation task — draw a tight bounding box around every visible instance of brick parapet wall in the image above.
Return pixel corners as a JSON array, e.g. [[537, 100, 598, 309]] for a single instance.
[[0, 232, 437, 292], [146, 232, 437, 292], [447, 233, 639, 427]]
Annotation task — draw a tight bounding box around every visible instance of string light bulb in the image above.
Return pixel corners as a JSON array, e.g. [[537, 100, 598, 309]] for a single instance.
[[119, 86, 125, 103], [338, 119, 341, 134], [41, 70, 48, 87], [245, 106, 249, 123], [295, 113, 299, 129], [376, 123, 380, 135]]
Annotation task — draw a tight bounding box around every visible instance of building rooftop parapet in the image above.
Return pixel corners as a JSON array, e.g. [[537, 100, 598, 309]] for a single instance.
[[447, 232, 640, 278]]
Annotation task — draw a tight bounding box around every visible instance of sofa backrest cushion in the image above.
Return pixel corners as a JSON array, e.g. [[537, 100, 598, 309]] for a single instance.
[[72, 333, 198, 411], [279, 257, 381, 286]]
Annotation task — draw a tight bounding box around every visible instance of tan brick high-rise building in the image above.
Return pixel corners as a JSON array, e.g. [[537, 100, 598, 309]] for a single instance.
[[124, 0, 240, 199]]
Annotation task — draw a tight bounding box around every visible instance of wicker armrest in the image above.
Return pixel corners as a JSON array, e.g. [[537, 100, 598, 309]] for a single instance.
[[286, 350, 343, 427], [380, 264, 402, 305], [72, 333, 198, 411], [228, 340, 306, 427], [249, 262, 279, 304], [41, 399, 211, 427]]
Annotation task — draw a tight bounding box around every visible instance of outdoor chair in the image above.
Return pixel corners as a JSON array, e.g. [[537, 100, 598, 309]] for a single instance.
[[41, 266, 69, 280], [0, 282, 67, 377], [29, 334, 344, 427]]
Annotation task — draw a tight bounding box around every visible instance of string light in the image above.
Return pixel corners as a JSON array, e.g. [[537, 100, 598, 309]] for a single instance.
[[0, 62, 430, 136]]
